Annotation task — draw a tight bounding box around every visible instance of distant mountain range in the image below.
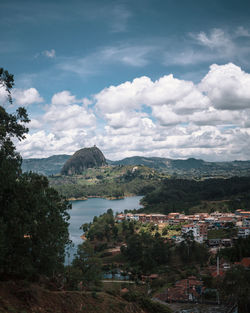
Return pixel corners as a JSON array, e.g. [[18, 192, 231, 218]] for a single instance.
[[21, 153, 250, 178], [22, 154, 71, 176]]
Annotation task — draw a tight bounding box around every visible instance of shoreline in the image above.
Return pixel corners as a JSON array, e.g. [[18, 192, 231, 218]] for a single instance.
[[68, 194, 140, 201]]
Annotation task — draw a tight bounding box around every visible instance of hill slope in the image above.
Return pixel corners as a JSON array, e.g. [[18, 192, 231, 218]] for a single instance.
[[22, 154, 71, 176], [0, 280, 167, 313], [22, 153, 250, 178]]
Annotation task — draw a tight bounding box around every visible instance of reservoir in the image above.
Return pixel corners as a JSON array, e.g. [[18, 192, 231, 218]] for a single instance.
[[66, 196, 143, 263]]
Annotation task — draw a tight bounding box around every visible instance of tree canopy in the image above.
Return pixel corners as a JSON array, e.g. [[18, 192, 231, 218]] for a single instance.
[[0, 68, 71, 278]]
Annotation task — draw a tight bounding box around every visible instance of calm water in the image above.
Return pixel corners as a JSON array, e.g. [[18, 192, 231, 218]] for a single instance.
[[65, 196, 143, 263]]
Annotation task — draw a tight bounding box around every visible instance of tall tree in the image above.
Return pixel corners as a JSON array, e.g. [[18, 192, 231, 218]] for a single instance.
[[72, 241, 102, 287], [0, 68, 70, 277]]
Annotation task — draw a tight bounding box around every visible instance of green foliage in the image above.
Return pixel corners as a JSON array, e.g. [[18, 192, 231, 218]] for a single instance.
[[220, 266, 250, 313], [141, 177, 250, 214], [49, 165, 162, 199], [70, 241, 103, 288], [1, 172, 70, 276], [0, 68, 70, 278], [207, 227, 237, 239], [85, 210, 116, 241], [219, 236, 250, 262], [174, 240, 209, 265], [121, 232, 170, 273], [22, 155, 70, 176]]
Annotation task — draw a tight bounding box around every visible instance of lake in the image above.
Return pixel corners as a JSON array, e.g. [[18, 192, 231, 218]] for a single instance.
[[66, 196, 143, 263]]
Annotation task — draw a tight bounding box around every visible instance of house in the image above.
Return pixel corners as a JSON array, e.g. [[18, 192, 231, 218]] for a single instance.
[[238, 227, 250, 238], [182, 224, 199, 238], [243, 217, 250, 227], [241, 257, 250, 268], [115, 214, 125, 221], [221, 238, 232, 247], [155, 277, 203, 303], [208, 238, 221, 246]]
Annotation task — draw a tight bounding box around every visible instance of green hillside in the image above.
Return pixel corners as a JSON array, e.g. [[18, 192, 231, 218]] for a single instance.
[[22, 154, 250, 178], [49, 165, 164, 199], [22, 154, 71, 175]]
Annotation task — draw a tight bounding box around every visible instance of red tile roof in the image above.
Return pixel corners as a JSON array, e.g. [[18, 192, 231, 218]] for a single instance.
[[241, 257, 250, 267]]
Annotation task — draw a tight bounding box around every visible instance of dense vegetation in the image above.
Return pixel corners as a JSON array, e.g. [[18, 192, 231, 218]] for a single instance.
[[50, 165, 163, 199], [0, 68, 70, 278], [78, 210, 210, 276], [219, 236, 250, 262], [110, 156, 250, 177], [141, 177, 250, 214], [216, 237, 250, 312]]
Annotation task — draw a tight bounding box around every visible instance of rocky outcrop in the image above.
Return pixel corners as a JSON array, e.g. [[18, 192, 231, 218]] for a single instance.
[[61, 146, 106, 175]]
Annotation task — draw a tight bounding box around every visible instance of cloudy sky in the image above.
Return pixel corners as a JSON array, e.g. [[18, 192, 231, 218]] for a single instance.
[[1, 0, 250, 161]]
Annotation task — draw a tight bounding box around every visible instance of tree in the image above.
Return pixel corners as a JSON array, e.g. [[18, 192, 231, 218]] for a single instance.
[[72, 241, 102, 288], [0, 68, 70, 277], [220, 266, 250, 313]]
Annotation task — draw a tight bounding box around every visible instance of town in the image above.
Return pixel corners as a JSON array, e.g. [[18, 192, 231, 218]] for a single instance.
[[115, 209, 250, 245]]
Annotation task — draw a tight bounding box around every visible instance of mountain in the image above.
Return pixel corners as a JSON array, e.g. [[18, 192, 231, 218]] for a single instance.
[[108, 156, 207, 170], [22, 154, 71, 176], [22, 153, 250, 178], [108, 156, 250, 177], [61, 146, 107, 175]]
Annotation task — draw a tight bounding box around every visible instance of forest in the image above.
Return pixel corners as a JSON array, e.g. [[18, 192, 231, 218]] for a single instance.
[[140, 176, 250, 214]]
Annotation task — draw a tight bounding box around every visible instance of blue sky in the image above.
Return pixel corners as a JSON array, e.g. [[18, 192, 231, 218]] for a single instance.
[[1, 0, 250, 161]]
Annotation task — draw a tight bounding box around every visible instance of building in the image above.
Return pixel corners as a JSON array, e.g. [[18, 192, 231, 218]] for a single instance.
[[238, 227, 250, 238]]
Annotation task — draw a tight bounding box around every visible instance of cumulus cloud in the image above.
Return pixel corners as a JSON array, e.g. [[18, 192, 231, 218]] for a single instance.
[[13, 88, 43, 106], [17, 63, 250, 161], [51, 90, 76, 106], [45, 91, 96, 131], [200, 63, 250, 110]]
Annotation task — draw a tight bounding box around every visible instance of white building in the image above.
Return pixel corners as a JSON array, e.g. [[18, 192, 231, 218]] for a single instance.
[[238, 227, 250, 238]]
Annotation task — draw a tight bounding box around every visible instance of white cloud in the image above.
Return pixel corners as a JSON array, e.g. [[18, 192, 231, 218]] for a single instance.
[[194, 28, 232, 50], [51, 90, 76, 106], [166, 27, 250, 66], [43, 49, 56, 58], [164, 49, 215, 66], [95, 74, 209, 120], [82, 97, 93, 106], [95, 76, 151, 113], [17, 63, 250, 161], [235, 26, 250, 38], [44, 103, 96, 131], [58, 44, 155, 76], [0, 86, 8, 105], [28, 119, 42, 129], [45, 91, 96, 131], [101, 46, 154, 67], [200, 63, 250, 110], [13, 88, 43, 106]]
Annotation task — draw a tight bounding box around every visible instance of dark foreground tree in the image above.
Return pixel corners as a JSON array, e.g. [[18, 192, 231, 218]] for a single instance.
[[220, 266, 250, 313], [0, 68, 70, 277], [69, 241, 102, 289]]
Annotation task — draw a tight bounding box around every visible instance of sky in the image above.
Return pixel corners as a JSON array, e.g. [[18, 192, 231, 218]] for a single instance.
[[1, 0, 250, 161]]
